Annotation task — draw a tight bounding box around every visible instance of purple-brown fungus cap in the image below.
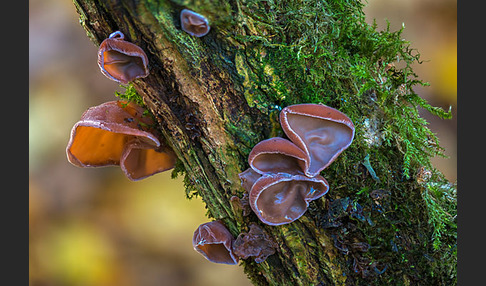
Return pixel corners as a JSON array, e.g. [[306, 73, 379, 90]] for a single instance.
[[180, 9, 210, 37], [97, 31, 149, 84], [248, 137, 307, 175], [238, 168, 262, 194], [192, 220, 239, 265], [280, 104, 355, 177], [66, 100, 176, 181], [249, 174, 329, 225]]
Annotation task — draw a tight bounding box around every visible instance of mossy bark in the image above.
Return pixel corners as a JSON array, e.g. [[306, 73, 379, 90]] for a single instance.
[[72, 0, 457, 285]]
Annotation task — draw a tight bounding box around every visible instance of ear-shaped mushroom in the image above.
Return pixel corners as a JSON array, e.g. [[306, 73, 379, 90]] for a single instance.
[[180, 9, 210, 37], [97, 31, 149, 84], [120, 138, 176, 180], [248, 137, 307, 175], [280, 104, 355, 177], [66, 101, 176, 181], [193, 220, 239, 265], [249, 174, 329, 225]]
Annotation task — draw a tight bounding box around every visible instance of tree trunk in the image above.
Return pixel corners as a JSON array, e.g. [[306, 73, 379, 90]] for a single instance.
[[72, 0, 457, 285]]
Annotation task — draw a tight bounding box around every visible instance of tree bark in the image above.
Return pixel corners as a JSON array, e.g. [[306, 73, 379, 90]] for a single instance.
[[72, 0, 457, 285]]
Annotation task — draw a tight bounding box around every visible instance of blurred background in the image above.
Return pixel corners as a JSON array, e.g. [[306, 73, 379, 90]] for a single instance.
[[29, 0, 456, 285]]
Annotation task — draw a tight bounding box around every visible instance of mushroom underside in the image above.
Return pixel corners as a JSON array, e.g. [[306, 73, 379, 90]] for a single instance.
[[121, 139, 176, 180], [252, 153, 305, 175], [195, 243, 236, 265], [102, 50, 147, 83]]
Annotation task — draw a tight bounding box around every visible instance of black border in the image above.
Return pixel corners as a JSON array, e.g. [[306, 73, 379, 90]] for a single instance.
[[457, 0, 482, 284]]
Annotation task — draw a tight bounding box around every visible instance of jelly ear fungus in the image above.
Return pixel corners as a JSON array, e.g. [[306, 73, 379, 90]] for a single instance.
[[279, 104, 355, 177], [248, 137, 308, 175], [192, 220, 239, 265], [97, 31, 149, 84], [180, 9, 210, 37], [66, 101, 176, 181], [232, 223, 278, 263], [238, 103, 355, 226], [249, 173, 329, 226]]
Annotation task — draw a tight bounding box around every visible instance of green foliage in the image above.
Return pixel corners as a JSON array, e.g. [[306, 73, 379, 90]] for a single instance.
[[423, 181, 456, 249], [114, 84, 145, 107], [171, 159, 200, 200], [114, 84, 159, 130], [234, 0, 451, 179], [421, 175, 457, 283], [230, 1, 456, 283]]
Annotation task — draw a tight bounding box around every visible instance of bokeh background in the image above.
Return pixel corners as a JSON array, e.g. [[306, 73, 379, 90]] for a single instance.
[[29, 0, 456, 285]]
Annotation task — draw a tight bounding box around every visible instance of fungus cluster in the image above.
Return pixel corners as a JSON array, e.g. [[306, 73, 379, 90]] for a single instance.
[[67, 31, 177, 181], [66, 100, 176, 181], [239, 104, 355, 226], [192, 220, 279, 265]]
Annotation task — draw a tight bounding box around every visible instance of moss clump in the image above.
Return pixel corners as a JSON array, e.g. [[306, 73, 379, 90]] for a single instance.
[[232, 0, 451, 180], [115, 84, 145, 107], [114, 84, 159, 131], [421, 172, 457, 284], [171, 158, 201, 199], [227, 0, 456, 283]]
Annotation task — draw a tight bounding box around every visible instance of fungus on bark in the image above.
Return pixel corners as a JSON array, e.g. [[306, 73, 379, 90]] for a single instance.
[[239, 103, 354, 225], [97, 31, 149, 84], [180, 9, 210, 37], [66, 100, 176, 181], [248, 137, 307, 175], [249, 174, 329, 226], [279, 103, 355, 177], [238, 168, 262, 194], [192, 220, 239, 265], [233, 223, 278, 263]]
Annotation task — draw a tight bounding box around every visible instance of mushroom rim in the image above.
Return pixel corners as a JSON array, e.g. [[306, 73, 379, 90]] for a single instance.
[[248, 137, 308, 175], [97, 36, 150, 83], [279, 104, 355, 177], [66, 119, 161, 168]]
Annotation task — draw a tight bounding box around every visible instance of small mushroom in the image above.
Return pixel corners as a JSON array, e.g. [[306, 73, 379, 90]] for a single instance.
[[279, 104, 355, 177], [249, 173, 329, 225], [192, 220, 239, 265], [248, 137, 307, 175], [180, 9, 210, 37], [97, 31, 149, 84], [232, 223, 278, 263], [66, 100, 176, 181]]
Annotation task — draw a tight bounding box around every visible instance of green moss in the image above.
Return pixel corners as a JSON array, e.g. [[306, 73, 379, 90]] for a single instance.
[[171, 159, 200, 199], [421, 173, 457, 284], [232, 1, 451, 181], [225, 0, 455, 283], [114, 84, 145, 106]]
